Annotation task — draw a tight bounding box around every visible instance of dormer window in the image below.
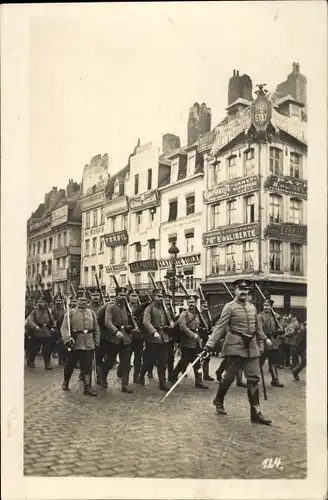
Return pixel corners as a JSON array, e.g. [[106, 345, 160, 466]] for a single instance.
[[187, 152, 196, 176]]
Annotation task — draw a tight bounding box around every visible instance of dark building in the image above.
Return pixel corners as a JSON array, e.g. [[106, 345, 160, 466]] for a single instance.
[[228, 69, 253, 106], [162, 133, 181, 155], [276, 62, 307, 106], [187, 102, 211, 146]]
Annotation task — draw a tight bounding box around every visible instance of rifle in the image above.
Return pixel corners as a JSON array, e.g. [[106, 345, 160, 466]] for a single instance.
[[38, 285, 56, 329], [149, 274, 174, 327], [70, 283, 77, 298], [178, 279, 208, 331], [112, 275, 138, 330], [128, 280, 141, 305], [94, 271, 105, 305], [253, 282, 283, 333], [159, 280, 177, 321], [198, 285, 213, 325], [222, 280, 267, 401]]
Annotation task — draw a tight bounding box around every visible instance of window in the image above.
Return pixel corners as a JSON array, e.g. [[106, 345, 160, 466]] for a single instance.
[[98, 265, 103, 281], [92, 237, 97, 255], [211, 160, 222, 186], [186, 194, 195, 216], [227, 200, 237, 225], [91, 266, 96, 286], [290, 198, 302, 224], [225, 245, 236, 272], [211, 203, 221, 229], [33, 243, 36, 255], [61, 257, 66, 269], [120, 274, 126, 286], [85, 211, 91, 229], [269, 194, 283, 223], [184, 269, 194, 291], [227, 155, 237, 179], [36, 263, 40, 275], [118, 182, 125, 196], [148, 271, 155, 286], [37, 241, 41, 254], [244, 195, 255, 223], [244, 149, 255, 176], [27, 265, 30, 278], [121, 244, 127, 261], [55, 259, 60, 270], [148, 239, 156, 259], [49, 238, 53, 251], [210, 247, 220, 275], [168, 199, 178, 221], [243, 242, 255, 271], [122, 214, 128, 231], [41, 261, 46, 277], [32, 264, 36, 277], [57, 234, 62, 248], [43, 240, 47, 253], [85, 239, 90, 256], [269, 240, 282, 272], [99, 236, 104, 253], [109, 276, 114, 289], [135, 212, 142, 231], [135, 242, 142, 261], [47, 260, 52, 276], [147, 169, 152, 190], [100, 207, 105, 225], [290, 153, 302, 178], [134, 174, 139, 195], [185, 230, 194, 254], [149, 208, 156, 228], [112, 217, 117, 233], [110, 247, 116, 263], [63, 232, 67, 247], [135, 273, 141, 286], [269, 147, 283, 176], [28, 244, 32, 257], [93, 209, 98, 227], [290, 243, 303, 273]]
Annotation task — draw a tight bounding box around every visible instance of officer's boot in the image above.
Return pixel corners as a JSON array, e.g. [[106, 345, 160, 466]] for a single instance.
[[96, 364, 102, 385], [43, 350, 53, 370], [271, 364, 284, 387], [236, 369, 247, 388], [248, 387, 272, 425], [213, 385, 228, 415], [158, 365, 169, 391], [62, 366, 72, 391], [116, 363, 122, 379], [139, 365, 146, 386], [121, 371, 134, 393], [27, 352, 35, 368], [171, 360, 183, 383], [99, 365, 109, 389], [215, 359, 226, 382], [83, 373, 98, 396], [202, 358, 214, 381], [194, 370, 209, 389]]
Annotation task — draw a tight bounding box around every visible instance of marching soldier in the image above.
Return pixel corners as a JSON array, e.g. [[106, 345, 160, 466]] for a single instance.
[[25, 297, 34, 359], [171, 295, 208, 389], [25, 297, 55, 370], [199, 299, 214, 382], [139, 289, 171, 391], [128, 289, 144, 383], [89, 291, 101, 313], [203, 279, 273, 425], [52, 294, 66, 366], [100, 287, 134, 393], [61, 292, 100, 396], [258, 299, 284, 387], [94, 297, 109, 385], [292, 321, 307, 381]]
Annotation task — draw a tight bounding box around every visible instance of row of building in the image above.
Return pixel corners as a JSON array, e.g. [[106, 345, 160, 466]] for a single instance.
[[26, 63, 307, 319]]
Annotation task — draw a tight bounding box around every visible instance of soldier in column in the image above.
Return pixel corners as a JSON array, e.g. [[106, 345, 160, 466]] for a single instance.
[[52, 294, 66, 366], [203, 280, 273, 425], [89, 290, 101, 313], [127, 289, 144, 383], [25, 296, 34, 360], [61, 291, 100, 396], [139, 289, 171, 391], [94, 295, 110, 385], [292, 321, 307, 381], [258, 299, 284, 387], [25, 297, 56, 370], [199, 299, 214, 382], [171, 295, 208, 389], [100, 287, 134, 393]]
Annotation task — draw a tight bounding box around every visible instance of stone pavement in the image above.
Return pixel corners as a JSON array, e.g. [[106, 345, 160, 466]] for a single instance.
[[24, 355, 306, 479]]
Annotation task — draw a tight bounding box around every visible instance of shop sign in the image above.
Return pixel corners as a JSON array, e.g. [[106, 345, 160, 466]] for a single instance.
[[272, 109, 307, 144], [264, 175, 307, 199], [84, 225, 105, 237], [51, 205, 68, 228], [104, 230, 128, 248], [53, 246, 68, 259], [211, 108, 251, 153], [105, 263, 127, 274], [28, 215, 51, 233], [104, 195, 128, 217], [81, 191, 106, 211], [52, 269, 68, 282], [161, 215, 201, 233], [251, 88, 272, 133], [203, 223, 260, 247], [264, 223, 307, 244], [158, 253, 201, 270], [290, 296, 307, 307], [129, 189, 159, 213], [129, 259, 158, 273], [203, 175, 259, 204]]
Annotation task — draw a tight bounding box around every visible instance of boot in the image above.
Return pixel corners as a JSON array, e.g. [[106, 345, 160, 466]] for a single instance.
[[236, 369, 247, 388], [62, 379, 69, 391], [194, 372, 208, 389], [121, 373, 134, 393], [99, 366, 108, 389], [117, 364, 122, 379], [27, 359, 35, 368], [133, 373, 140, 384], [83, 374, 98, 396], [203, 359, 214, 381], [213, 386, 228, 415], [96, 365, 102, 385], [139, 367, 146, 386], [291, 368, 300, 381], [248, 388, 272, 425], [215, 359, 226, 382], [44, 353, 53, 370], [271, 365, 284, 387], [45, 363, 53, 371], [158, 366, 169, 391]]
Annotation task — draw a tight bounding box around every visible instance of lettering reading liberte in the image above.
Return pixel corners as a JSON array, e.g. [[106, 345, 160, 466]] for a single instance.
[[204, 227, 258, 246]]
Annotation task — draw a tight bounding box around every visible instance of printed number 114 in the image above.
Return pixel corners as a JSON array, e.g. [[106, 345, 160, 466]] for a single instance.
[[262, 457, 284, 470]]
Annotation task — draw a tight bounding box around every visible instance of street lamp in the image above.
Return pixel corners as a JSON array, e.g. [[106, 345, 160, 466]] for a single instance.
[[168, 241, 180, 312]]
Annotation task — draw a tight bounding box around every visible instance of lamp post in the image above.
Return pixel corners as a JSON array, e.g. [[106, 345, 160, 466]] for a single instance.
[[168, 241, 180, 313]]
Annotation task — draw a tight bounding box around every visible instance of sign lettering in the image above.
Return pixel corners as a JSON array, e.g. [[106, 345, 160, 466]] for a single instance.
[[105, 263, 127, 274], [51, 205, 68, 228], [28, 216, 51, 233], [158, 253, 201, 269], [81, 191, 106, 211], [129, 189, 159, 213], [264, 223, 307, 244], [104, 195, 128, 217], [84, 225, 105, 237], [203, 175, 259, 204], [264, 175, 307, 199], [203, 223, 260, 247], [129, 259, 158, 273], [104, 230, 129, 248]]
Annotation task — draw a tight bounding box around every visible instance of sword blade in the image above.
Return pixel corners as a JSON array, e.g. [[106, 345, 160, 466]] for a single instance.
[[160, 354, 202, 403]]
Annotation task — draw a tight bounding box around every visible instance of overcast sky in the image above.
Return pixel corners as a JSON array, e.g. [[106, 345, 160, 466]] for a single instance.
[[28, 1, 319, 217]]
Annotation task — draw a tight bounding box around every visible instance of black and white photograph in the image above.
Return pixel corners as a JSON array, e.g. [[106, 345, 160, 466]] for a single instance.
[[1, 2, 327, 500]]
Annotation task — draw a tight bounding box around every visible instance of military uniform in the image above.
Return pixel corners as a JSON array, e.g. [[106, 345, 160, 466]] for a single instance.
[[205, 280, 272, 425], [101, 288, 134, 393], [283, 315, 300, 369], [128, 294, 144, 384], [52, 297, 66, 365], [140, 290, 171, 391], [292, 322, 307, 380], [258, 301, 284, 387], [61, 297, 100, 396], [25, 299, 55, 369], [199, 302, 214, 382], [94, 301, 108, 384], [25, 299, 34, 359]]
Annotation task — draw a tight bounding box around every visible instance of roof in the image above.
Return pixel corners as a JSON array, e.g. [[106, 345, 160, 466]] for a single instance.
[[226, 98, 252, 111], [273, 94, 305, 108]]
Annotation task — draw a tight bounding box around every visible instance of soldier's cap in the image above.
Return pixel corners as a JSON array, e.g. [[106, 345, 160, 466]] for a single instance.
[[116, 286, 128, 295], [139, 293, 150, 303], [200, 299, 208, 305], [152, 288, 162, 297], [233, 279, 252, 289], [54, 295, 62, 302], [128, 289, 139, 296], [187, 294, 199, 300], [264, 298, 274, 306]]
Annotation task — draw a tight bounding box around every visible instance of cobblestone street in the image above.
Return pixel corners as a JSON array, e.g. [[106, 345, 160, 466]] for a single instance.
[[24, 356, 306, 479]]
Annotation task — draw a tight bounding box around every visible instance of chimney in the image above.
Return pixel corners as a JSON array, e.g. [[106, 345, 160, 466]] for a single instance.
[[296, 62, 300, 73], [66, 179, 80, 198], [162, 133, 181, 155], [187, 102, 211, 146]]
